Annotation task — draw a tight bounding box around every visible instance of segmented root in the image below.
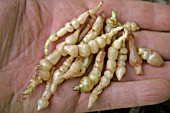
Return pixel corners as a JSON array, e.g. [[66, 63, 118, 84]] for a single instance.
[[37, 67, 55, 111], [128, 32, 143, 74], [82, 13, 105, 43], [23, 47, 63, 94], [24, 2, 165, 111], [64, 26, 124, 57], [111, 28, 128, 81], [50, 57, 75, 94], [23, 65, 50, 95], [65, 25, 85, 45], [116, 42, 128, 81], [105, 10, 119, 33], [55, 25, 85, 57], [44, 2, 103, 56], [87, 28, 128, 108], [37, 21, 97, 108], [138, 47, 163, 66], [23, 26, 84, 95], [36, 57, 75, 111], [62, 55, 93, 79], [123, 21, 139, 32], [36, 18, 97, 109], [73, 51, 106, 92], [78, 16, 97, 43], [87, 45, 117, 109], [24, 25, 124, 95]]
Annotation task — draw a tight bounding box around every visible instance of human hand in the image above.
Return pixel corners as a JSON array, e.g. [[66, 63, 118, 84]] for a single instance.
[[0, 0, 170, 113]]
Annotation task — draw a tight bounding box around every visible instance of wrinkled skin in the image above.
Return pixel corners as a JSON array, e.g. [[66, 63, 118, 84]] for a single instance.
[[0, 0, 170, 113]]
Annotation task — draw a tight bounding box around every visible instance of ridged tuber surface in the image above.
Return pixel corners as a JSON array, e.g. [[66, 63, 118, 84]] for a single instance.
[[44, 2, 103, 56], [87, 43, 118, 109], [23, 26, 83, 95], [23, 2, 165, 111], [123, 21, 139, 32], [138, 47, 163, 66], [63, 26, 124, 57], [37, 67, 55, 111], [62, 55, 93, 79], [116, 43, 128, 81], [82, 13, 105, 43], [78, 16, 96, 43], [73, 51, 106, 92], [128, 32, 143, 75], [105, 10, 119, 33]]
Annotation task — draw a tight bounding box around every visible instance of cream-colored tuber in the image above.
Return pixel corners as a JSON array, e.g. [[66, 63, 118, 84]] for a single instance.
[[73, 51, 106, 92], [62, 55, 93, 79], [44, 2, 103, 56], [105, 10, 119, 33], [81, 13, 105, 43], [123, 21, 139, 32], [116, 43, 128, 81], [128, 32, 143, 74], [23, 26, 83, 95], [138, 47, 163, 66], [23, 3, 165, 111], [37, 67, 55, 111], [63, 26, 124, 57], [78, 16, 96, 43], [87, 43, 118, 109]]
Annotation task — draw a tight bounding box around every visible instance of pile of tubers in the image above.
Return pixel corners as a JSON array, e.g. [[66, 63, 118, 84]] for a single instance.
[[23, 2, 164, 111]]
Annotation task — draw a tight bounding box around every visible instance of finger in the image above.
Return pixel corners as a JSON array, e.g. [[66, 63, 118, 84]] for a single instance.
[[134, 30, 170, 60], [121, 62, 170, 82], [86, 0, 170, 31], [76, 79, 170, 112]]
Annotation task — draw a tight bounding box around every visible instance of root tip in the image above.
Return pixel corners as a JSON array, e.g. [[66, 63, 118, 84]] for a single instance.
[[100, 1, 104, 5], [45, 50, 48, 56], [37, 98, 49, 111], [37, 106, 41, 111], [22, 87, 33, 95], [111, 10, 117, 19], [117, 75, 123, 81], [135, 66, 143, 75], [73, 86, 81, 91], [87, 103, 92, 110]]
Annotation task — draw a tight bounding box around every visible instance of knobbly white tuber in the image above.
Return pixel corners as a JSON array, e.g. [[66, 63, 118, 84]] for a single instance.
[[123, 21, 139, 32], [73, 51, 106, 92], [50, 57, 75, 94], [63, 26, 124, 57], [23, 63, 52, 95], [23, 2, 165, 111], [87, 28, 128, 109], [116, 43, 128, 81], [36, 18, 98, 110], [82, 13, 105, 43], [23, 26, 83, 95], [44, 2, 103, 56], [62, 55, 93, 79], [36, 57, 74, 111], [37, 67, 55, 111], [87, 44, 117, 109], [78, 16, 96, 43], [138, 47, 163, 66], [105, 10, 119, 33], [106, 28, 128, 81]]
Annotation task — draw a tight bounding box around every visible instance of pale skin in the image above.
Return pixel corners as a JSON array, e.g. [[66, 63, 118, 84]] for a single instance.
[[0, 0, 170, 113]]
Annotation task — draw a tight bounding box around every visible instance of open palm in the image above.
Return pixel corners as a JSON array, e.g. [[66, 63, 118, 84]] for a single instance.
[[0, 0, 170, 113]]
